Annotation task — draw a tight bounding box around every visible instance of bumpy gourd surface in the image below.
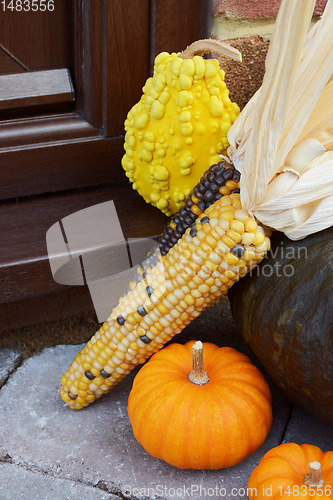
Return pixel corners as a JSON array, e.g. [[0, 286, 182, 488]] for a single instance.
[[122, 52, 240, 216]]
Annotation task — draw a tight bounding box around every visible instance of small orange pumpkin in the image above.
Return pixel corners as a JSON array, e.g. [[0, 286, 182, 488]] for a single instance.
[[248, 443, 333, 499], [128, 340, 273, 469]]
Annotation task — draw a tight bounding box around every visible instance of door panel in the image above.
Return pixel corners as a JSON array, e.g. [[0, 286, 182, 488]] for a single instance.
[[0, 0, 209, 314], [0, 0, 73, 72]]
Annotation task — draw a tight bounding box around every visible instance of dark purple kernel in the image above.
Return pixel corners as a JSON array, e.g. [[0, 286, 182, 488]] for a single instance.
[[198, 183, 206, 194], [68, 392, 78, 400], [173, 216, 181, 224], [160, 237, 167, 245], [101, 369, 111, 378], [166, 226, 174, 236], [140, 335, 151, 344], [233, 170, 241, 182], [222, 169, 234, 180], [85, 370, 95, 380], [146, 285, 154, 297], [160, 248, 167, 256], [190, 227, 197, 237], [213, 167, 224, 176], [215, 192, 223, 201], [117, 315, 125, 326], [137, 305, 147, 316], [179, 207, 187, 217], [176, 224, 185, 235], [183, 214, 194, 225], [231, 188, 240, 194], [204, 191, 214, 202], [198, 201, 206, 211], [202, 178, 211, 189], [174, 231, 183, 239], [231, 244, 245, 257], [201, 216, 210, 224], [193, 189, 204, 200], [170, 235, 178, 244], [207, 172, 215, 183], [185, 198, 194, 208], [210, 183, 219, 193], [215, 176, 225, 186]]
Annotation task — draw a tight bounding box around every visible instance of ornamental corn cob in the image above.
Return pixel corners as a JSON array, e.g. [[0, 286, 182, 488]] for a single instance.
[[60, 161, 271, 409]]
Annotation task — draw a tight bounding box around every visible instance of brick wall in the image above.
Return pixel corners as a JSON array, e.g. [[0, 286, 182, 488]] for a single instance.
[[210, 0, 328, 109]]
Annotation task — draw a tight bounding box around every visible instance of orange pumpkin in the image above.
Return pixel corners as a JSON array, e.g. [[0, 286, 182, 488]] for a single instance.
[[248, 443, 333, 499], [127, 340, 273, 469]]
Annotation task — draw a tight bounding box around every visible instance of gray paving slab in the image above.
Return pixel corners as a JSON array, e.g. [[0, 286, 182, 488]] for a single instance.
[[0, 462, 120, 500], [282, 404, 333, 451], [0, 342, 292, 500], [0, 347, 22, 387]]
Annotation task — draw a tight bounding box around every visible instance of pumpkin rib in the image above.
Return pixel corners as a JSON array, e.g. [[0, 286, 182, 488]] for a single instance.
[[300, 444, 326, 471], [212, 382, 272, 456], [155, 384, 218, 468], [322, 452, 333, 482], [130, 382, 191, 459]]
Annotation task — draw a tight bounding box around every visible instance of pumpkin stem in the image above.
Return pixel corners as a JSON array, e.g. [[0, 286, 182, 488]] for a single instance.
[[179, 39, 242, 62], [188, 341, 210, 385], [304, 462, 325, 487]]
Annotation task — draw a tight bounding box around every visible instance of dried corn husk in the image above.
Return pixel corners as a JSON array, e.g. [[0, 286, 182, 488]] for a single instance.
[[227, 0, 333, 240]]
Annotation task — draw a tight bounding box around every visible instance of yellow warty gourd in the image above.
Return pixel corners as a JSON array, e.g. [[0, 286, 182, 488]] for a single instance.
[[122, 42, 241, 216]]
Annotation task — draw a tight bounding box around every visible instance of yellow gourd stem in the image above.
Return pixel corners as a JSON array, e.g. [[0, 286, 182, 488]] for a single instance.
[[179, 39, 242, 62]]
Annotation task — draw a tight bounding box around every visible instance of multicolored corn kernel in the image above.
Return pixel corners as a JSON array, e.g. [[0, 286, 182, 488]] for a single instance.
[[158, 160, 241, 256], [60, 185, 270, 409]]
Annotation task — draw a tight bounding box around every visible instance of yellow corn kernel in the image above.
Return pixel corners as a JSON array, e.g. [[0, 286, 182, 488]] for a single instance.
[[230, 196, 242, 209], [202, 223, 211, 235], [184, 294, 195, 306], [242, 232, 255, 245], [225, 252, 239, 266], [243, 249, 256, 262], [234, 209, 249, 222], [204, 260, 218, 273], [205, 235, 218, 249], [219, 186, 230, 196], [221, 234, 236, 248], [245, 218, 257, 232], [91, 344, 100, 357], [225, 180, 238, 190], [207, 208, 219, 218], [253, 231, 265, 246], [61, 392, 71, 403], [226, 229, 242, 244], [230, 220, 244, 234], [221, 210, 234, 222]]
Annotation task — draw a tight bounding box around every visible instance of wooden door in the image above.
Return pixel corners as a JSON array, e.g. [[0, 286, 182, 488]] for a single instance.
[[0, 0, 209, 325]]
